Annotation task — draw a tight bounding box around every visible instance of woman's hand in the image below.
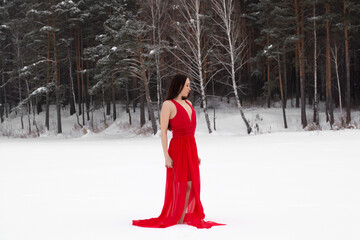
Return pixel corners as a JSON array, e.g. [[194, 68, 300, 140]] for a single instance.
[[198, 157, 201, 166], [165, 155, 173, 168]]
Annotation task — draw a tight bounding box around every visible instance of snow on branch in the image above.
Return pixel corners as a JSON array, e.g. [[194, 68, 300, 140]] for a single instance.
[[40, 26, 59, 33], [27, 9, 52, 17], [20, 59, 49, 73], [11, 84, 53, 112]]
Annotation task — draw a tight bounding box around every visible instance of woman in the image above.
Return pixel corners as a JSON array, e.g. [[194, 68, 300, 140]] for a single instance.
[[132, 74, 225, 228]]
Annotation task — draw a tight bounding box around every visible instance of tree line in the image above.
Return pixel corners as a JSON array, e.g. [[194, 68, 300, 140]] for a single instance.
[[0, 0, 359, 136]]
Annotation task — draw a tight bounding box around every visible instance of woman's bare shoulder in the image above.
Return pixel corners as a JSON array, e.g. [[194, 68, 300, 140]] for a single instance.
[[186, 100, 192, 105], [162, 100, 175, 108]]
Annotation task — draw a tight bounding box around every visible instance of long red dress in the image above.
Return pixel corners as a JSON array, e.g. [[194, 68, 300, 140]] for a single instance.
[[132, 99, 225, 229]]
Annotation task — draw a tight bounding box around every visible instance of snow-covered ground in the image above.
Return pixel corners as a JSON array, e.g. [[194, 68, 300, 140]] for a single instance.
[[1, 100, 360, 240], [1, 98, 359, 139]]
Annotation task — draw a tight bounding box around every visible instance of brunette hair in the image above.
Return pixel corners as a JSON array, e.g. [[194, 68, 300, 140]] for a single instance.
[[165, 73, 189, 101], [164, 73, 189, 131]]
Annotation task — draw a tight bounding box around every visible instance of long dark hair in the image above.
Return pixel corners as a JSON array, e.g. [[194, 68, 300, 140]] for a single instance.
[[165, 73, 189, 101], [165, 73, 189, 131]]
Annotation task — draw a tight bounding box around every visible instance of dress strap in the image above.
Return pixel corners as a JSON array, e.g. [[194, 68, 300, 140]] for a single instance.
[[170, 99, 178, 107]]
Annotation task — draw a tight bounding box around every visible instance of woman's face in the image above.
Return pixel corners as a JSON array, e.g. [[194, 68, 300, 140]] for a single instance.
[[179, 78, 191, 98]]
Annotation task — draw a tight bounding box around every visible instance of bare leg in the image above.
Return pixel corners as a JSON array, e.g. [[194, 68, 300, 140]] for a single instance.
[[178, 181, 192, 224]]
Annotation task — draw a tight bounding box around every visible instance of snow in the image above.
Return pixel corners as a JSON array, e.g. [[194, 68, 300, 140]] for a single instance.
[[263, 44, 274, 54], [308, 16, 322, 21], [111, 47, 117, 51], [31, 87, 47, 96], [58, 0, 75, 7], [0, 99, 360, 239], [70, 6, 81, 14], [27, 9, 40, 15], [40, 26, 54, 32], [21, 60, 49, 73], [149, 49, 156, 55]]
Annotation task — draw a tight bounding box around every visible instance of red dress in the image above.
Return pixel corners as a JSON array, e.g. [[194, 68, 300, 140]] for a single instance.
[[132, 99, 225, 229]]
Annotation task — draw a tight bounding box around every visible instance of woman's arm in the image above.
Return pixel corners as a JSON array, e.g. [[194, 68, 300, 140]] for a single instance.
[[160, 101, 173, 168]]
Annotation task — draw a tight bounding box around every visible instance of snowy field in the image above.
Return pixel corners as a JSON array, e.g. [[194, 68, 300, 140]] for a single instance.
[[1, 100, 360, 240]]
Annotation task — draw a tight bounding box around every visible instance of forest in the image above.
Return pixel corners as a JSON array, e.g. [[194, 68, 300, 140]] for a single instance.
[[1, 0, 360, 136]]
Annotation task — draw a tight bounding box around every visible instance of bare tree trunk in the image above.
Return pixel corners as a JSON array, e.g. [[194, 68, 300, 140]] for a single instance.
[[300, 0, 307, 127], [3, 68, 8, 119], [132, 76, 137, 113], [282, 45, 288, 108], [325, 2, 334, 126], [331, 45, 343, 119], [140, 92, 145, 127], [112, 75, 116, 121], [15, 38, 24, 130], [0, 68, 4, 123], [52, 3, 62, 134], [32, 98, 40, 137], [155, 34, 162, 125], [102, 88, 107, 127], [143, 71, 157, 134], [267, 33, 271, 108], [45, 16, 50, 130], [80, 30, 85, 126], [75, 31, 82, 117], [106, 92, 111, 116], [277, 43, 288, 128], [344, 0, 351, 124], [68, 44, 82, 128], [18, 79, 24, 130], [23, 78, 32, 135], [86, 43, 90, 121], [212, 69, 216, 131], [24, 77, 39, 136], [126, 79, 132, 125], [295, 45, 300, 108], [232, 70, 251, 133], [69, 31, 75, 116], [294, 0, 307, 127], [313, 0, 319, 125], [90, 95, 94, 130]]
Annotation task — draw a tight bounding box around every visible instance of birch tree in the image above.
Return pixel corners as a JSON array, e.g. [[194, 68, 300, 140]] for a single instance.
[[331, 44, 343, 121], [211, 0, 251, 134], [143, 0, 169, 123], [170, 0, 212, 133]]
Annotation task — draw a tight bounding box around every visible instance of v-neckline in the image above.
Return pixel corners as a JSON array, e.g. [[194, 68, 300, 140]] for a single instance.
[[173, 99, 192, 122]]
